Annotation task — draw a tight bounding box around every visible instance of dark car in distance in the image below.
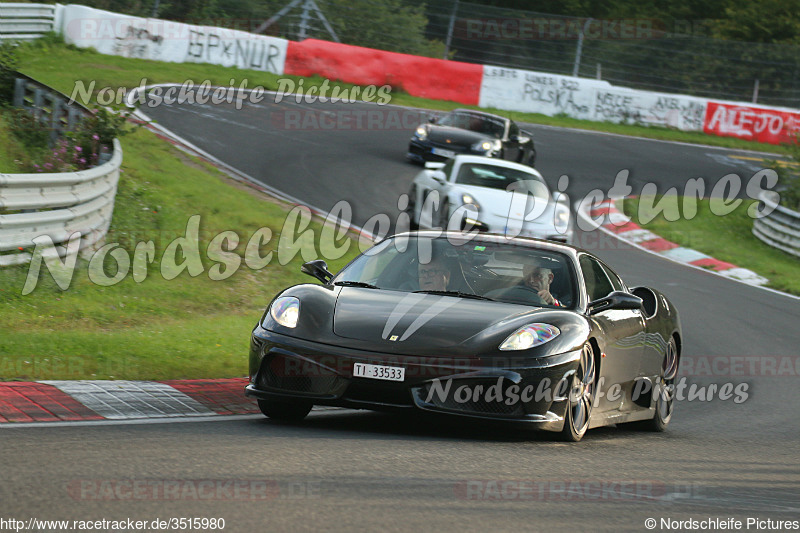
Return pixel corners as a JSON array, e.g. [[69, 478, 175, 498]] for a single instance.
[[246, 232, 681, 442], [407, 109, 537, 167]]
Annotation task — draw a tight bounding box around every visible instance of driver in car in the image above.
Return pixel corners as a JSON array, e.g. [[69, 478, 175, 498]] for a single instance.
[[522, 263, 563, 307], [417, 256, 452, 292]]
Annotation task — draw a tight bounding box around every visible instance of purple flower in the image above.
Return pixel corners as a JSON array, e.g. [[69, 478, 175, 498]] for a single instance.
[[80, 158, 87, 164], [75, 146, 82, 152], [92, 134, 100, 141]]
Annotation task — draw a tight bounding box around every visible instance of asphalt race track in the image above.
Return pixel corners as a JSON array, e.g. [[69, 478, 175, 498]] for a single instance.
[[3, 96, 799, 532]]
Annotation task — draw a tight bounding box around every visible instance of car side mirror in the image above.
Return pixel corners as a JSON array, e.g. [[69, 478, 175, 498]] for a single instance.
[[301, 260, 333, 284], [588, 291, 643, 315], [509, 134, 519, 142], [431, 170, 447, 184]]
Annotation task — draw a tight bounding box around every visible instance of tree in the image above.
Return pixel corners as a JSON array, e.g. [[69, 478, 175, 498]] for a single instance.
[[714, 0, 800, 44], [319, 0, 445, 57]]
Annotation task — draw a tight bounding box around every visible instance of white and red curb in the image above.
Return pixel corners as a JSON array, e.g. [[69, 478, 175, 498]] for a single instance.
[[581, 198, 769, 286], [0, 378, 258, 423]]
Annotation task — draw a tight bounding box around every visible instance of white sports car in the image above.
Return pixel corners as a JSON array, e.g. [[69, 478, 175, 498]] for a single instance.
[[406, 155, 573, 243]]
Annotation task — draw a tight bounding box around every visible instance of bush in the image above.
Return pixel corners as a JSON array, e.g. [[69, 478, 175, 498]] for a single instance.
[[68, 106, 137, 158], [0, 41, 20, 104], [766, 136, 800, 212], [6, 108, 50, 150], [7, 105, 137, 172], [780, 147, 800, 212], [31, 138, 92, 173]]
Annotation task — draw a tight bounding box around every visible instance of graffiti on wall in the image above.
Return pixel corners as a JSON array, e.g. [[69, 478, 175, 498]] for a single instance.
[[185, 29, 283, 73], [480, 66, 601, 118], [704, 102, 800, 145], [112, 23, 164, 59], [648, 96, 705, 130]]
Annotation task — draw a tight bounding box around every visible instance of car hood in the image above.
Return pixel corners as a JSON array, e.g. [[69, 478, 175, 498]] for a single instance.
[[427, 126, 490, 147], [332, 287, 539, 352], [456, 184, 553, 221], [270, 284, 588, 358]]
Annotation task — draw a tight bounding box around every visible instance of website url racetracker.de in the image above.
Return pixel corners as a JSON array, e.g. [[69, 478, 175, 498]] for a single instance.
[[0, 517, 225, 531]]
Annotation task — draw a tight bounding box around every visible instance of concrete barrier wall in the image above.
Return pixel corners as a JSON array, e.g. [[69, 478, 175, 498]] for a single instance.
[[479, 65, 708, 131], [704, 102, 800, 145], [60, 5, 288, 74], [284, 39, 483, 105]]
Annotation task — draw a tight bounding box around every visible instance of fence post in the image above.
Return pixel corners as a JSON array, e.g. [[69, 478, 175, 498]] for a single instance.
[[752, 78, 759, 104], [33, 87, 44, 121], [443, 0, 459, 60], [13, 78, 25, 107], [50, 96, 63, 145], [67, 107, 82, 132], [572, 18, 593, 77]]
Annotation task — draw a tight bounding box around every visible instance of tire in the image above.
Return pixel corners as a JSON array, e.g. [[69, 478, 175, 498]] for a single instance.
[[525, 146, 537, 167], [626, 337, 678, 432], [560, 342, 596, 442], [257, 399, 313, 422]]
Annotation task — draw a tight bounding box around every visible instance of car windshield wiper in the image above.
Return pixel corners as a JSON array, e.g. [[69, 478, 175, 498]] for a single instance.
[[414, 290, 494, 301], [334, 281, 380, 289]]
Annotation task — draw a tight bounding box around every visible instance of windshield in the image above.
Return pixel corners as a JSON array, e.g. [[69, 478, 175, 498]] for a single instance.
[[333, 235, 576, 309], [438, 111, 506, 139], [455, 163, 549, 197]]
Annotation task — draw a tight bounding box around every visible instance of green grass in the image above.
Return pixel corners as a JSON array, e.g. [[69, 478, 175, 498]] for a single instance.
[[16, 39, 795, 156], [620, 196, 800, 296], [0, 126, 363, 380], [0, 112, 31, 172]]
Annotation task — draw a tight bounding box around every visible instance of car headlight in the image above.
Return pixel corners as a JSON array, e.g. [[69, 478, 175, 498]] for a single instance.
[[461, 193, 480, 209], [472, 139, 501, 153], [415, 125, 428, 140], [268, 296, 300, 328], [499, 323, 560, 351]]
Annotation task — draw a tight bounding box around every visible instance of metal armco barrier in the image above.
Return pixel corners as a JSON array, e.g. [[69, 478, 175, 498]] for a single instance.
[[0, 138, 122, 267], [753, 191, 800, 259], [0, 3, 56, 41], [2, 74, 122, 268]]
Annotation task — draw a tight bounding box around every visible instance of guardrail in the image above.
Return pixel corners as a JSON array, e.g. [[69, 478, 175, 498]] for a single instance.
[[0, 3, 57, 42], [0, 138, 122, 267], [1, 73, 123, 268], [752, 191, 800, 259]]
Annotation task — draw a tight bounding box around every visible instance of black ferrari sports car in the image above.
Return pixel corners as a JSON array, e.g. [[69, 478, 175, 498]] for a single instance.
[[407, 109, 536, 167], [246, 232, 681, 441]]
